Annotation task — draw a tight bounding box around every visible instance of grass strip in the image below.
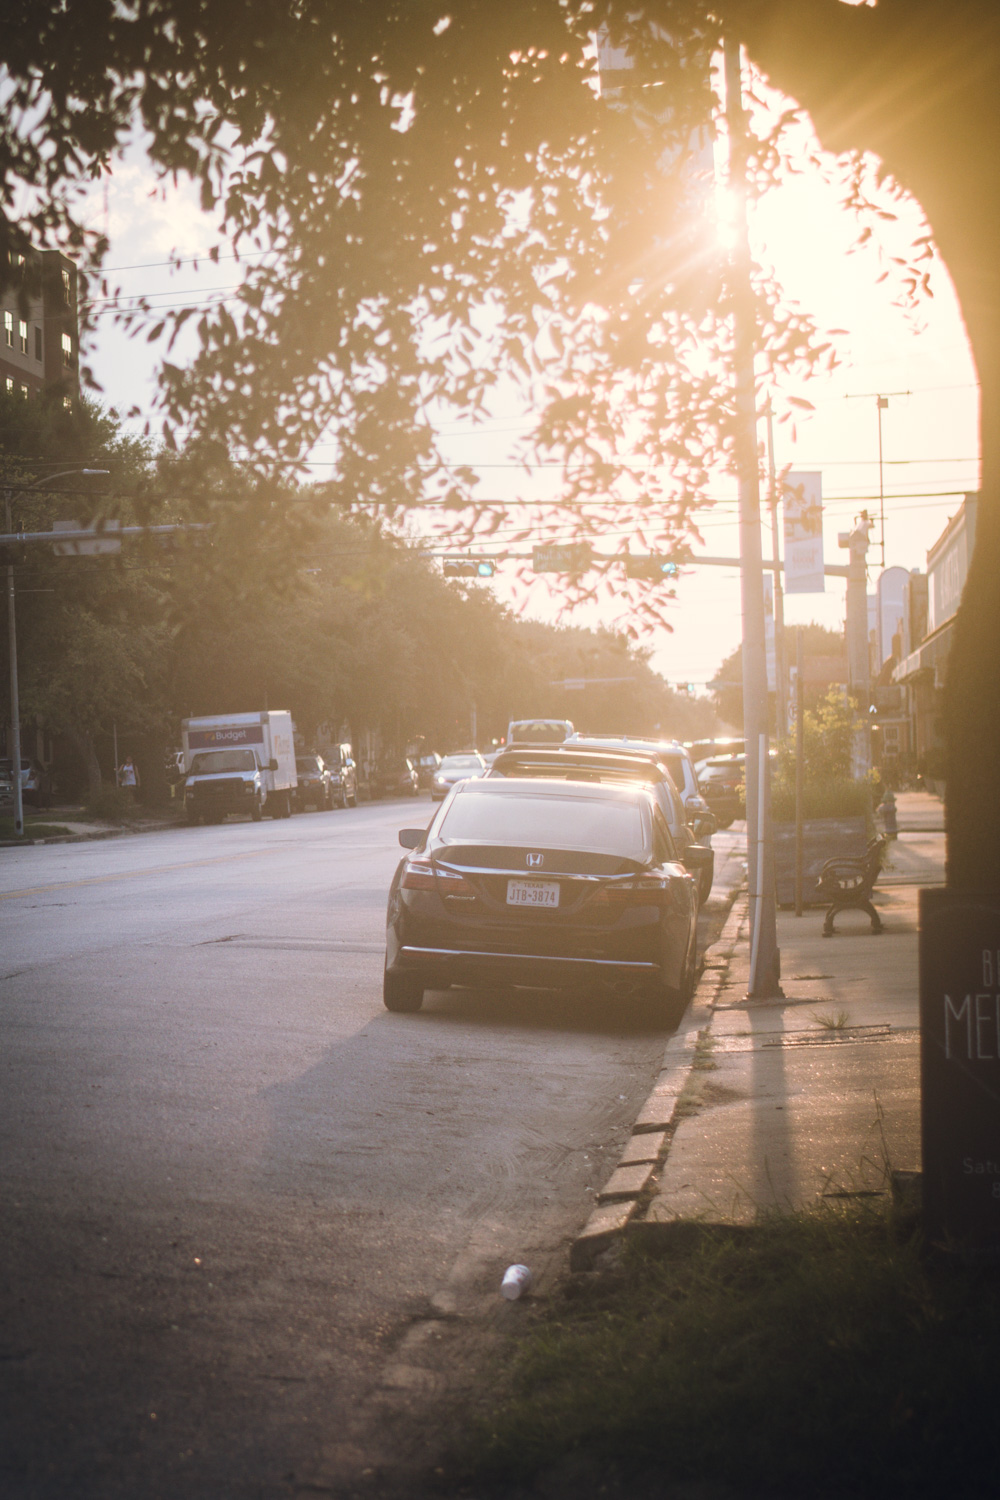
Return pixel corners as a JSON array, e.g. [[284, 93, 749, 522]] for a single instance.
[[0, 819, 74, 840], [450, 1204, 999, 1499]]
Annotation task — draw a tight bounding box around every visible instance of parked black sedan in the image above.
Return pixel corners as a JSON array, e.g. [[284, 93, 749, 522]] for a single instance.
[[383, 777, 699, 1022]]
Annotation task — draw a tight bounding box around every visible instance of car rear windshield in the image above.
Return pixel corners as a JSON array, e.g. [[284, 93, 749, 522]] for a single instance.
[[437, 789, 647, 856], [296, 758, 320, 772], [441, 755, 482, 769], [189, 749, 257, 774]]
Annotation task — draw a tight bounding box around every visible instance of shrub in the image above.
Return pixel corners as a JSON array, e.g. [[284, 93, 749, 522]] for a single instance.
[[86, 785, 141, 822]]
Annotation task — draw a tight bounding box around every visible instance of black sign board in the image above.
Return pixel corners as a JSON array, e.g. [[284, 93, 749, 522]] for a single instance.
[[920, 888, 1000, 1260]]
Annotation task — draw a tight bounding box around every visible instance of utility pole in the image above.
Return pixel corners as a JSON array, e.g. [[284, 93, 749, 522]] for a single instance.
[[4, 469, 110, 836], [876, 395, 889, 568], [4, 490, 23, 837], [841, 511, 873, 778], [724, 35, 782, 999]]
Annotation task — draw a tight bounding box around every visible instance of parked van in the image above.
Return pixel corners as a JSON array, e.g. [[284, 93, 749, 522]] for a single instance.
[[181, 711, 297, 823]]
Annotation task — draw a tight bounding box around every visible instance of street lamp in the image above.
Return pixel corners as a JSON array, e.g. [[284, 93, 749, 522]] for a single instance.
[[5, 468, 109, 837]]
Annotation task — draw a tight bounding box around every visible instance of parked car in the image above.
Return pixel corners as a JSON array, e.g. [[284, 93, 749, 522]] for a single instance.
[[0, 756, 53, 808], [295, 754, 333, 811], [697, 755, 746, 829], [687, 737, 745, 769], [430, 751, 488, 801], [383, 776, 699, 1021], [490, 745, 714, 904], [415, 752, 442, 790], [372, 756, 419, 799], [324, 743, 358, 807], [565, 735, 717, 843]]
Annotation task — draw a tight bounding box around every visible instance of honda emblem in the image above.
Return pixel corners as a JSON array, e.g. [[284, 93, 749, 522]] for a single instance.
[[526, 852, 544, 869]]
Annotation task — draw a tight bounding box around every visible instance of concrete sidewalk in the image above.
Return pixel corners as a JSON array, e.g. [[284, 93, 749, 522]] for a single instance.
[[573, 791, 943, 1266]]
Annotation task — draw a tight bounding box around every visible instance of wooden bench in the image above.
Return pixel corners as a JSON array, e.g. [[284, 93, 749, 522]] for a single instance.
[[816, 836, 886, 937]]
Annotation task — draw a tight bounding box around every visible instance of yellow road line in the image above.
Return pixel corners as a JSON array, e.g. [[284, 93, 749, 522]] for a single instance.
[[0, 847, 275, 901]]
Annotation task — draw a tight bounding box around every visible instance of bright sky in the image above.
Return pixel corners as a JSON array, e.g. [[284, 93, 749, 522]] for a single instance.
[[81, 70, 979, 696]]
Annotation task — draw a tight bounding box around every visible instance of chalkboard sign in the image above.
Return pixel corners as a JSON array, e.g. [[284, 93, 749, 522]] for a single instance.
[[920, 889, 1000, 1260]]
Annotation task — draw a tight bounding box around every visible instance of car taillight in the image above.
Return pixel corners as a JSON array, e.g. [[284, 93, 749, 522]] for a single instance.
[[592, 875, 674, 908], [401, 858, 473, 895]]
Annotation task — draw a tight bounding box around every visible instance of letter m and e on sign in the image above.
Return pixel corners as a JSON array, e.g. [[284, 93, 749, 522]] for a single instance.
[[920, 889, 1000, 1261]]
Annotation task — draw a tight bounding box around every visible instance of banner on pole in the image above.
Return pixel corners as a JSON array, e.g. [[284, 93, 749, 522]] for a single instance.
[[763, 571, 776, 691], [783, 471, 824, 593]]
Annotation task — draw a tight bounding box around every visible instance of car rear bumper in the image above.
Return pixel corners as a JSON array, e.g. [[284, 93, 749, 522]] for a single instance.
[[389, 943, 661, 992]]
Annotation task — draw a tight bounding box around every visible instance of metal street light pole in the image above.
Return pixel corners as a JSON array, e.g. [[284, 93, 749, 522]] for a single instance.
[[4, 468, 109, 837], [724, 35, 782, 999]]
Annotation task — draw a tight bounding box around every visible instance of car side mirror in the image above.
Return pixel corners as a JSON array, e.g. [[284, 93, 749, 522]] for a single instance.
[[399, 828, 425, 849], [268, 758, 279, 772], [683, 844, 713, 874]]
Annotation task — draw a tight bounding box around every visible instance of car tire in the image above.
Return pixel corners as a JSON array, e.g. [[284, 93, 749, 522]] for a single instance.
[[383, 967, 424, 1013], [698, 867, 713, 906], [250, 796, 263, 822], [650, 933, 696, 1028], [186, 811, 200, 826]]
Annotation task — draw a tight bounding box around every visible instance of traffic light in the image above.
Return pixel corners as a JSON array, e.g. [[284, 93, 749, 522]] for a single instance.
[[624, 555, 680, 581], [442, 558, 495, 577]]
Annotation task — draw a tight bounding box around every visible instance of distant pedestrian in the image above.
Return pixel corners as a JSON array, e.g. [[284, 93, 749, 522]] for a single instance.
[[117, 755, 140, 801], [881, 788, 897, 839]]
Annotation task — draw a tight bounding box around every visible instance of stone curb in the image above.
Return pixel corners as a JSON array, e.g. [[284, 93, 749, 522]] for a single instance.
[[0, 819, 182, 849], [570, 885, 750, 1271]]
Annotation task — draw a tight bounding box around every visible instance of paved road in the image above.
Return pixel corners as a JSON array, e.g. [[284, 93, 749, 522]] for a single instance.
[[0, 800, 736, 1498]]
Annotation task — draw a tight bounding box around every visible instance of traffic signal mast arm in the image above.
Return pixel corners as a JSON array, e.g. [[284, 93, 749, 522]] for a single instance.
[[0, 522, 211, 547]]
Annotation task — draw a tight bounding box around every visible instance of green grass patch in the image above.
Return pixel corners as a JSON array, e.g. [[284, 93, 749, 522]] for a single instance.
[[452, 1205, 999, 1499], [0, 817, 74, 839]]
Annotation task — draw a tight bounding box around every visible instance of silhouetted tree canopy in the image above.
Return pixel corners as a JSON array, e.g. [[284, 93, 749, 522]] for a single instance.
[[1, 1, 997, 880]]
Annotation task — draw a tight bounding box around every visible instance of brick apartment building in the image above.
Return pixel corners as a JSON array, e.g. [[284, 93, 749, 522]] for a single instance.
[[0, 248, 79, 404]]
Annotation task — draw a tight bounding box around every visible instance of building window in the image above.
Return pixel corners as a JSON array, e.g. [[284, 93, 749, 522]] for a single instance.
[[19, 383, 28, 399], [61, 267, 71, 303], [63, 395, 73, 411], [62, 332, 73, 366], [5, 376, 12, 394], [34, 326, 41, 360], [3, 311, 11, 347], [19, 319, 27, 354]]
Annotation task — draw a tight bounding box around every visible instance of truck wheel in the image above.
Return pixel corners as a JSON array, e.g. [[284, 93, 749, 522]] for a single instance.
[[282, 792, 292, 818], [250, 796, 263, 822], [383, 967, 424, 1013], [186, 811, 200, 826]]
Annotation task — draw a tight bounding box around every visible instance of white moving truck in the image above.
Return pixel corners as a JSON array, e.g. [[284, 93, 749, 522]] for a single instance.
[[181, 711, 297, 824]]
